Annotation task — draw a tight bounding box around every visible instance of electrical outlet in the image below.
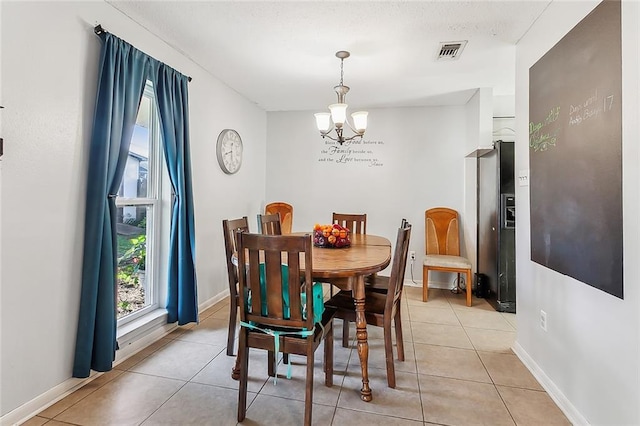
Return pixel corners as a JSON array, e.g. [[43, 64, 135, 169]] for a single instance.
[[540, 310, 547, 332], [409, 251, 416, 261]]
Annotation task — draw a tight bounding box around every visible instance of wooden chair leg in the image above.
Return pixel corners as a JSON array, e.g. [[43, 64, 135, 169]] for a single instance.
[[237, 332, 249, 422], [268, 351, 275, 377], [466, 269, 472, 307], [383, 321, 396, 388], [304, 345, 315, 426], [325, 323, 334, 387], [423, 266, 429, 302], [394, 308, 405, 362], [342, 319, 350, 348], [231, 334, 242, 380], [226, 299, 237, 356]]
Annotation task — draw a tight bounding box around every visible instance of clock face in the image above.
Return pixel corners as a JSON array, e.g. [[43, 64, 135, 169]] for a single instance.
[[216, 129, 243, 174]]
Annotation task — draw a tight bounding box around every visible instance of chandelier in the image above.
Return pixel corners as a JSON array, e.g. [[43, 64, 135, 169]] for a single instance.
[[314, 51, 368, 145]]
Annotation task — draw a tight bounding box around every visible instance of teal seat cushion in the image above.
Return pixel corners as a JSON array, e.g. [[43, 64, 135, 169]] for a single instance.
[[301, 281, 325, 325], [247, 264, 324, 324]]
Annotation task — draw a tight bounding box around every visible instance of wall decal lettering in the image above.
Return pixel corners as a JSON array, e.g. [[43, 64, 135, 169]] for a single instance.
[[318, 139, 385, 167]]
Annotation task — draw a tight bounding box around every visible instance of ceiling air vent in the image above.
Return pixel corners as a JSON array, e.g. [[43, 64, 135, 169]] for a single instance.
[[437, 41, 467, 60]]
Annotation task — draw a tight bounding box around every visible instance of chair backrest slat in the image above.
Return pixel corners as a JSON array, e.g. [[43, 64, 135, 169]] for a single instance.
[[332, 213, 367, 234], [288, 251, 303, 322], [265, 250, 285, 319], [258, 213, 282, 235]]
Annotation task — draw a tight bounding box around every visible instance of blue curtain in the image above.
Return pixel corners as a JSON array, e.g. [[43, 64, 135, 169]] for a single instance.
[[73, 31, 198, 377], [73, 33, 150, 378], [153, 64, 198, 325]]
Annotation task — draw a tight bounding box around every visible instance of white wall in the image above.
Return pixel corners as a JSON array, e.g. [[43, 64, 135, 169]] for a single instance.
[[514, 1, 640, 424], [0, 1, 266, 418], [266, 103, 482, 286], [463, 88, 494, 274]]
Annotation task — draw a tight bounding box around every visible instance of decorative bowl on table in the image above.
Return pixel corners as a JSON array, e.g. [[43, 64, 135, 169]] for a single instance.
[[313, 224, 351, 248]]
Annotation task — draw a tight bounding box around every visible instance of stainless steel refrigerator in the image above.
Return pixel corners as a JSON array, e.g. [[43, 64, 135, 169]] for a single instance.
[[476, 140, 516, 313]]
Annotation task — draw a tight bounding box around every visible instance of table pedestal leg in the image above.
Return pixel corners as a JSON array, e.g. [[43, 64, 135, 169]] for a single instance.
[[353, 276, 372, 402]]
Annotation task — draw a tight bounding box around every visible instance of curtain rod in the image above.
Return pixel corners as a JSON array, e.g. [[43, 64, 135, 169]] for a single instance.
[[93, 24, 192, 82]]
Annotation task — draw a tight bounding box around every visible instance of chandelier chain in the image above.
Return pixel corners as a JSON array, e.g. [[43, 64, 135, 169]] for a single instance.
[[340, 58, 344, 87]]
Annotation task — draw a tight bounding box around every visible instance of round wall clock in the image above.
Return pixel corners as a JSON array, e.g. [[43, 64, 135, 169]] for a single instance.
[[216, 129, 243, 174]]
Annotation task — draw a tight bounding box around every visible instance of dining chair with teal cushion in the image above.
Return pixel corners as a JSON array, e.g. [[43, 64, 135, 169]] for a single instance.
[[233, 232, 335, 426]]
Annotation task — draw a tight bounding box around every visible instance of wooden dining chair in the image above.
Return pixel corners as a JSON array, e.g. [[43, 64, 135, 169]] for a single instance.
[[365, 218, 408, 294], [257, 213, 282, 235], [332, 212, 367, 234], [234, 232, 335, 426], [423, 207, 473, 306], [329, 212, 368, 335], [265, 202, 293, 234], [325, 223, 411, 388], [222, 216, 250, 356]]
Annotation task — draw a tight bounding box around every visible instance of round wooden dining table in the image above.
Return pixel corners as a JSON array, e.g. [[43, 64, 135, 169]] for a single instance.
[[298, 233, 392, 402]]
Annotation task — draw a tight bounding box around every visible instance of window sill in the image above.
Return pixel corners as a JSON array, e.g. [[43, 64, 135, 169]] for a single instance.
[[116, 308, 175, 360]]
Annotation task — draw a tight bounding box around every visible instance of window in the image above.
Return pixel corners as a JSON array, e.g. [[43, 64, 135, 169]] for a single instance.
[[115, 82, 164, 323]]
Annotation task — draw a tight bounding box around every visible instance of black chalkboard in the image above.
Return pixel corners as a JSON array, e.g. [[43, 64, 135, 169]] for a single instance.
[[529, 0, 623, 298]]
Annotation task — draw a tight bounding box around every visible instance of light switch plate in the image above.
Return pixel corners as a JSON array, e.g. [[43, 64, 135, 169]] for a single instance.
[[518, 169, 529, 187]]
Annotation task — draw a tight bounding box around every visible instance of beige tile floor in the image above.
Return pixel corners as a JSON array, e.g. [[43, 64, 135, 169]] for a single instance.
[[24, 286, 571, 425]]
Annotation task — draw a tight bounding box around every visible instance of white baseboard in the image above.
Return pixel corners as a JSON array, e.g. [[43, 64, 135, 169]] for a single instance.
[[404, 278, 453, 290], [512, 342, 589, 425], [2, 292, 226, 426], [1, 374, 96, 426], [199, 288, 229, 314]]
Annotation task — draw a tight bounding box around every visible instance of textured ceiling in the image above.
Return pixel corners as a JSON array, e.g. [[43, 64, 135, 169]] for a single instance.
[[108, 1, 551, 111]]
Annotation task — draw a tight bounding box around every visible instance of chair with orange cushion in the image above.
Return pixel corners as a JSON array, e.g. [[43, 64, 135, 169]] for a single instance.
[[423, 207, 473, 306], [265, 202, 293, 234]]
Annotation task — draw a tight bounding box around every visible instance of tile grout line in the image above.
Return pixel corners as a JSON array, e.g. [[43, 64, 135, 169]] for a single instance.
[[40, 370, 125, 422], [459, 298, 518, 426], [329, 333, 354, 425]]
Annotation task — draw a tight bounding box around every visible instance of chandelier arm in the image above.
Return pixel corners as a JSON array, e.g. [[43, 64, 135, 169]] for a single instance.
[[343, 118, 362, 136], [342, 133, 364, 143], [321, 133, 339, 142], [319, 123, 335, 137]]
